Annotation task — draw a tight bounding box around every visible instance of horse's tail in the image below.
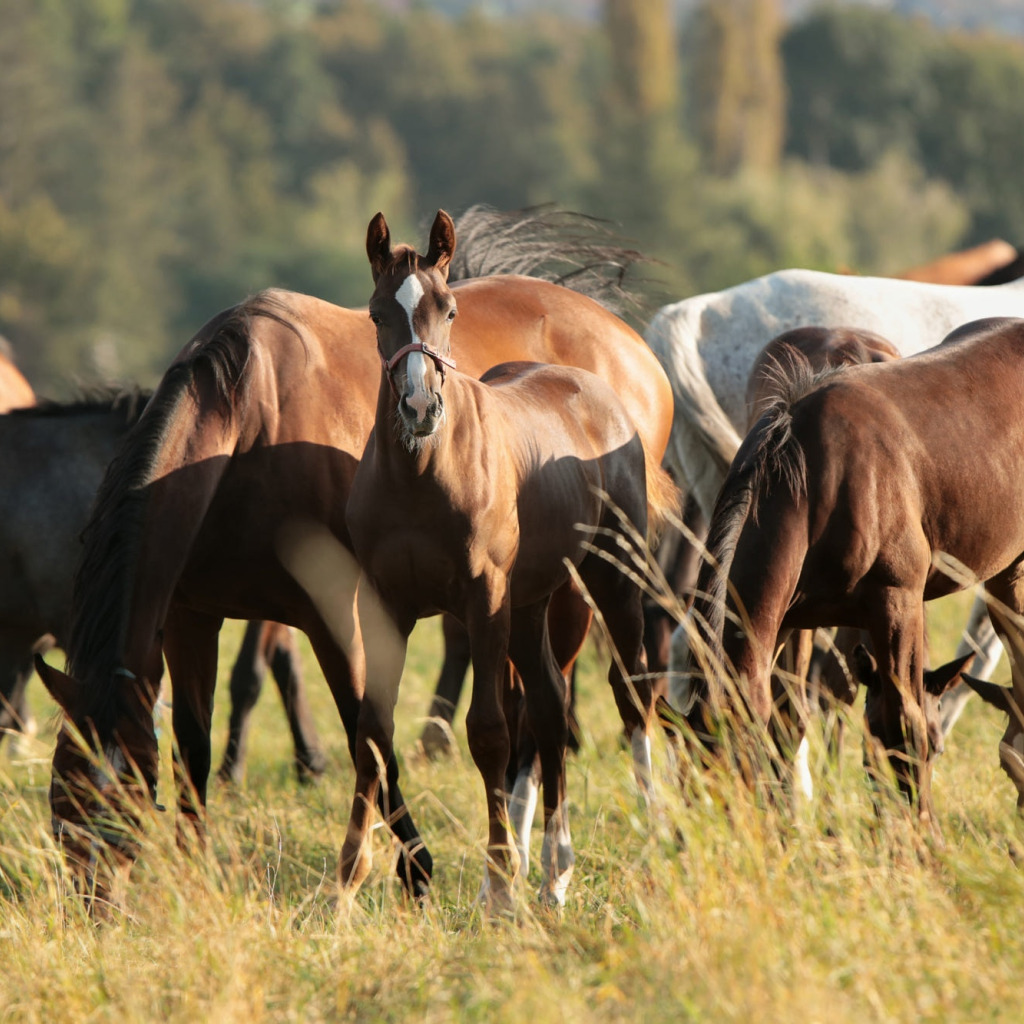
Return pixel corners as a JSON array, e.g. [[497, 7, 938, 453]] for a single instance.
[[643, 303, 743, 521], [683, 396, 807, 693], [450, 204, 651, 317], [643, 437, 683, 544]]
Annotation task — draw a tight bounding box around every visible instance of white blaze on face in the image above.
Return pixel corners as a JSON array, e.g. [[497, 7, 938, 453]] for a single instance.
[[394, 272, 431, 418]]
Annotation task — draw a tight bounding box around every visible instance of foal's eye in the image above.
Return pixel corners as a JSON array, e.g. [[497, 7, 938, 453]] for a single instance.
[[446, 308, 457, 322]]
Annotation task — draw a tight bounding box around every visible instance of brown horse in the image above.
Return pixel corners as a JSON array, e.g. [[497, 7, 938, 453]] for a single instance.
[[894, 239, 1021, 286], [0, 344, 34, 412], [36, 229, 673, 911], [343, 211, 677, 908], [673, 317, 1024, 826]]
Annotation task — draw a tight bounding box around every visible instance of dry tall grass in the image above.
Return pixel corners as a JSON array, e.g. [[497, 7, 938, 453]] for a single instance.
[[1, 596, 1021, 1023]]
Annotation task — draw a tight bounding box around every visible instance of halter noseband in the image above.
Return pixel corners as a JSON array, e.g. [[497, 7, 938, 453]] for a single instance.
[[378, 341, 457, 396]]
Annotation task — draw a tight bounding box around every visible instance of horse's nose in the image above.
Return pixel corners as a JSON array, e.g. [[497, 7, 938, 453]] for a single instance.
[[399, 393, 443, 435]]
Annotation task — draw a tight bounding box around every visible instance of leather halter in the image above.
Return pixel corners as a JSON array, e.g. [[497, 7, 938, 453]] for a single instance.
[[378, 341, 456, 396]]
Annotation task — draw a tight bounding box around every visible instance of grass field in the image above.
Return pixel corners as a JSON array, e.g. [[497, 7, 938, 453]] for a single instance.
[[2, 593, 1022, 1023]]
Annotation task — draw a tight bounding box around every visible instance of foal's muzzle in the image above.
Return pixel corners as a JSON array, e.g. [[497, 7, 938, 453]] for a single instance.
[[399, 392, 444, 436]]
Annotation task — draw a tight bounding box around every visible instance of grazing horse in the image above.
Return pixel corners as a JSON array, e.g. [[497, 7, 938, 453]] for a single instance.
[[35, 227, 673, 911], [344, 210, 677, 908], [646, 270, 1024, 734], [0, 395, 325, 780], [672, 317, 1024, 826]]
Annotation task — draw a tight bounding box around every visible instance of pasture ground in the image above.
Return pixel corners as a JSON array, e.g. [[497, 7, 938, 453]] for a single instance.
[[2, 593, 1023, 1023]]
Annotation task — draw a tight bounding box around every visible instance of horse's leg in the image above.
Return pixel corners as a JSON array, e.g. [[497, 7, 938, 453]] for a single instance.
[[503, 663, 540, 883], [419, 613, 471, 759], [464, 593, 518, 912], [161, 606, 222, 841], [978, 569, 1024, 810], [264, 622, 327, 783], [217, 619, 266, 784], [865, 589, 932, 826], [941, 592, 1003, 735], [643, 494, 706, 700], [509, 598, 573, 905], [0, 633, 36, 749], [338, 623, 409, 896], [303, 616, 430, 897], [770, 629, 814, 805], [582, 552, 653, 797], [546, 583, 591, 752]]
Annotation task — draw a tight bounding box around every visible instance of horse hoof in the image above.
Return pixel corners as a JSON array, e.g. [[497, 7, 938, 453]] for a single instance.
[[395, 842, 433, 899], [418, 721, 457, 761]]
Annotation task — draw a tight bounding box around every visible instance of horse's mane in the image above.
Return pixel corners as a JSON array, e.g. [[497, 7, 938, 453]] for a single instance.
[[450, 204, 652, 316], [67, 290, 302, 738], [8, 387, 151, 425]]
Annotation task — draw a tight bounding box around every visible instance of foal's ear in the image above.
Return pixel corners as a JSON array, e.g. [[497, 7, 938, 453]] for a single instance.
[[34, 653, 79, 711], [426, 210, 456, 280], [923, 652, 975, 698], [366, 212, 392, 283], [962, 675, 1017, 716], [850, 643, 879, 689]]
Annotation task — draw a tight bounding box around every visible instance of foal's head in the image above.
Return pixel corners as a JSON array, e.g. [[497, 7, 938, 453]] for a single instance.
[[366, 210, 457, 443], [852, 644, 973, 783], [35, 656, 160, 915]]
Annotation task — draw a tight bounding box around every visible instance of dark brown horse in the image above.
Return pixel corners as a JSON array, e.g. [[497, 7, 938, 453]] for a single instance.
[[36, 228, 673, 911], [344, 211, 677, 909], [674, 317, 1024, 826], [0, 394, 325, 777]]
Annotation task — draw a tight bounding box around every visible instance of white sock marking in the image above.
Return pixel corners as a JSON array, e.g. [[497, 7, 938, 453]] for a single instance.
[[509, 767, 539, 878]]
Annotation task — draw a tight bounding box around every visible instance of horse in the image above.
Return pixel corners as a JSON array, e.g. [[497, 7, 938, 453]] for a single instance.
[[0, 344, 35, 412], [343, 210, 677, 909], [893, 239, 1021, 286], [0, 395, 325, 782], [645, 269, 1024, 734], [35, 220, 673, 911], [671, 317, 1024, 826], [742, 326, 903, 772]]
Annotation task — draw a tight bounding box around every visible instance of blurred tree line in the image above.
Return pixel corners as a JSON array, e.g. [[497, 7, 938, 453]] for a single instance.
[[0, 0, 1021, 393]]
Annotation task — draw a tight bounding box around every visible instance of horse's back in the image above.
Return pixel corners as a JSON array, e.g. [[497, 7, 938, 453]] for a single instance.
[[788, 318, 1024, 585], [482, 360, 641, 458], [745, 326, 901, 426], [452, 275, 672, 459], [651, 268, 1024, 430]]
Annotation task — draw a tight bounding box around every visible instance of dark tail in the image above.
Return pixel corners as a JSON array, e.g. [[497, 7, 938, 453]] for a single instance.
[[686, 400, 807, 693]]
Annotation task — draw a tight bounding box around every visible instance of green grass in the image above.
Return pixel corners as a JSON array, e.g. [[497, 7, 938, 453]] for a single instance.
[[1, 594, 1022, 1023]]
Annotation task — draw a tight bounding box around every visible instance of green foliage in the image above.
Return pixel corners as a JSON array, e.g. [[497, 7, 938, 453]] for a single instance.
[[0, 0, 1018, 394], [684, 0, 786, 175], [783, 6, 1024, 245]]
